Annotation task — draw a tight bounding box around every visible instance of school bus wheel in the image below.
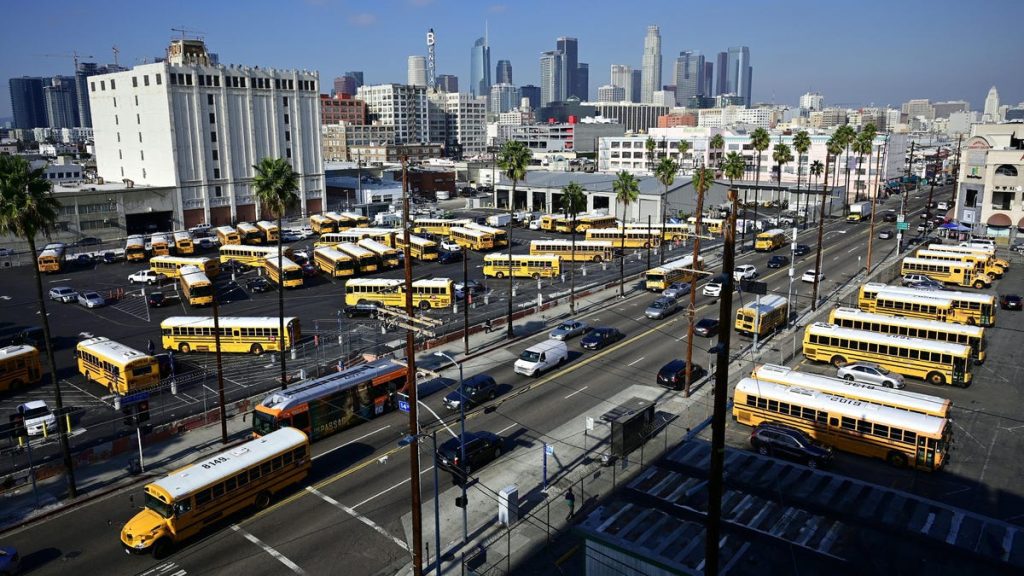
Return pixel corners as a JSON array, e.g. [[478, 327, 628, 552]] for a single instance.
[[494, 271, 505, 278], [927, 371, 945, 386], [255, 491, 272, 509], [532, 273, 541, 280], [830, 355, 846, 367], [250, 344, 264, 355], [178, 343, 191, 354], [152, 538, 172, 559], [419, 300, 431, 310], [886, 451, 908, 468]]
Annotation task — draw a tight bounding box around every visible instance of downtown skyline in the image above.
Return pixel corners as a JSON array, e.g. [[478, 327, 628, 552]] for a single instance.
[[2, 0, 1021, 119]]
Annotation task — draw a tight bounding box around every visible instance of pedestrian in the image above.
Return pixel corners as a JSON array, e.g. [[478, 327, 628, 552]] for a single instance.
[[484, 318, 492, 333], [147, 339, 155, 356], [564, 487, 576, 520]]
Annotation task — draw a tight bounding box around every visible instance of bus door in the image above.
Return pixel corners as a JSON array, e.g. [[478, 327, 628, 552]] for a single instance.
[[916, 436, 935, 470]]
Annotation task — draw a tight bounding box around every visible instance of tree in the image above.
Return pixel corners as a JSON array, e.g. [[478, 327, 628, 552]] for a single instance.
[[834, 125, 857, 214], [645, 137, 657, 173], [252, 157, 300, 390], [825, 135, 844, 217], [676, 140, 691, 173], [792, 131, 811, 228], [654, 157, 679, 264], [749, 127, 771, 249], [684, 164, 715, 397], [723, 152, 746, 192], [809, 159, 824, 223], [0, 155, 77, 498], [561, 181, 587, 314], [811, 144, 835, 310], [612, 170, 640, 297], [855, 124, 878, 201], [772, 142, 793, 207], [709, 133, 725, 168], [497, 140, 532, 339]]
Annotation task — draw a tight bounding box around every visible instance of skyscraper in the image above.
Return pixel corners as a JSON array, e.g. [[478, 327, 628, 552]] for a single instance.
[[631, 70, 642, 104], [673, 51, 705, 105], [437, 74, 459, 93], [703, 62, 713, 99], [334, 76, 357, 97], [75, 62, 117, 128], [9, 77, 47, 129], [490, 83, 518, 114], [407, 56, 427, 87], [640, 26, 661, 103], [345, 71, 364, 88], [597, 85, 625, 103], [540, 50, 563, 106], [556, 37, 578, 100], [43, 76, 78, 129], [519, 85, 541, 110], [715, 52, 728, 96], [725, 46, 752, 105], [575, 63, 589, 101], [610, 65, 632, 102], [470, 36, 491, 98], [984, 86, 1000, 120], [496, 59, 512, 85]]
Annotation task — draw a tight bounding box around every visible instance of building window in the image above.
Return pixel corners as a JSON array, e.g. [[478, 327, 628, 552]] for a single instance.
[[211, 149, 218, 161], [134, 95, 139, 106], [211, 131, 217, 142], [991, 191, 1013, 210], [996, 165, 1019, 177], [214, 76, 220, 87], [285, 148, 292, 158], [198, 75, 206, 86], [101, 80, 106, 90], [209, 112, 215, 124], [113, 97, 117, 108], [140, 150, 145, 161], [117, 132, 120, 143], [208, 94, 214, 105], [240, 78, 246, 88], [156, 73, 162, 85], [115, 114, 119, 125], [285, 131, 290, 142], [132, 77, 138, 88], [215, 186, 222, 198], [144, 75, 150, 86], [213, 168, 220, 179], [186, 74, 192, 86], [118, 150, 122, 160], [110, 79, 116, 89], [138, 133, 142, 143], [275, 79, 281, 89], [284, 114, 290, 125], [90, 81, 95, 92], [136, 113, 141, 124]]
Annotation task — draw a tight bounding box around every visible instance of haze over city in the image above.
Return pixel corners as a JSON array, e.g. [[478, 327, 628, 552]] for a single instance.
[[2, 0, 1020, 118]]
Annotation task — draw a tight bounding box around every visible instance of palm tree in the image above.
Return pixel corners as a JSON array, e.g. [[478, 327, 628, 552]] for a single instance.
[[561, 182, 586, 314], [749, 127, 771, 249], [809, 159, 824, 224], [772, 142, 793, 207], [644, 137, 657, 173], [709, 133, 725, 168], [0, 155, 77, 498], [825, 135, 844, 217], [723, 152, 746, 190], [792, 131, 811, 228], [252, 157, 299, 390], [654, 157, 679, 264], [497, 140, 532, 339], [613, 170, 640, 297], [684, 163, 715, 397], [676, 140, 690, 174], [812, 146, 835, 310], [855, 124, 878, 201], [834, 125, 856, 214]]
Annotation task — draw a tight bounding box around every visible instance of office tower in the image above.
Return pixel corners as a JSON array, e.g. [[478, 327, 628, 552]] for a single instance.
[[540, 50, 563, 106], [715, 52, 728, 96], [345, 71, 364, 88], [407, 56, 427, 87], [437, 74, 459, 93], [470, 36, 491, 97], [359, 84, 430, 143], [984, 86, 1000, 120], [429, 91, 487, 156], [610, 64, 632, 102], [496, 59, 512, 84], [75, 63, 119, 128], [799, 92, 824, 111], [631, 70, 642, 103], [333, 76, 355, 97], [673, 51, 705, 105], [725, 46, 752, 105], [597, 84, 626, 102], [703, 62, 713, 99], [490, 83, 518, 113], [519, 85, 541, 110], [556, 36, 578, 99], [640, 25, 661, 103], [43, 76, 79, 129], [9, 77, 48, 129], [575, 63, 589, 101]]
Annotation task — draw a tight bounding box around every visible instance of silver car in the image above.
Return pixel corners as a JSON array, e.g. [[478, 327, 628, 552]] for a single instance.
[[645, 297, 681, 320], [49, 286, 78, 303], [662, 282, 692, 299], [549, 320, 590, 341], [836, 361, 905, 389], [77, 291, 106, 309]]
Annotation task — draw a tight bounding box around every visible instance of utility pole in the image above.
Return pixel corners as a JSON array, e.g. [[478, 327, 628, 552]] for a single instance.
[[463, 251, 470, 355], [401, 157, 424, 576], [646, 214, 652, 272], [213, 287, 227, 443], [684, 164, 708, 397], [951, 134, 962, 207], [897, 142, 915, 254], [811, 149, 833, 310], [704, 184, 739, 576], [866, 135, 888, 273]]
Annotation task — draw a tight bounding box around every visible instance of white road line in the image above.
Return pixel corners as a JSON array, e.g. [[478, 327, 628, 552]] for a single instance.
[[315, 425, 391, 460], [634, 316, 645, 321], [231, 525, 306, 574], [307, 486, 410, 552], [496, 423, 517, 435], [564, 385, 588, 399], [418, 399, 458, 439], [48, 277, 72, 283], [846, 246, 859, 253], [627, 356, 645, 367]]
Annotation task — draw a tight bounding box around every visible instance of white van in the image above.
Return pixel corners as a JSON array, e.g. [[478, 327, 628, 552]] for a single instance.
[[514, 339, 569, 377], [17, 400, 57, 436], [960, 239, 994, 249]]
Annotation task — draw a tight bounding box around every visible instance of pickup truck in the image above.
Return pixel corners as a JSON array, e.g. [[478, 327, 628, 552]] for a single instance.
[[128, 269, 168, 285]]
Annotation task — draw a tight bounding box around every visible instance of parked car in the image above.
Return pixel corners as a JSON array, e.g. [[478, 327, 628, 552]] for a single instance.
[[836, 361, 905, 389], [656, 359, 707, 390], [196, 237, 219, 250], [793, 244, 811, 257], [581, 326, 625, 350], [0, 247, 13, 257], [101, 251, 121, 264], [549, 320, 590, 341], [128, 269, 168, 285], [49, 286, 79, 303], [937, 201, 949, 211], [733, 264, 758, 281], [222, 260, 250, 274], [6, 326, 43, 348], [436, 430, 504, 483], [440, 240, 462, 252], [749, 421, 834, 469], [17, 400, 57, 436], [645, 296, 681, 320], [454, 280, 486, 300], [0, 545, 19, 575], [77, 291, 106, 309], [280, 230, 302, 242], [877, 229, 894, 240], [901, 274, 939, 288], [767, 255, 789, 268], [291, 251, 309, 265], [800, 269, 823, 283], [442, 374, 498, 410], [247, 276, 272, 293], [72, 253, 93, 266], [1000, 293, 1022, 311], [74, 236, 102, 247], [344, 303, 378, 318], [702, 280, 724, 297], [147, 292, 178, 308], [301, 262, 318, 278], [437, 250, 462, 265], [662, 282, 692, 299], [692, 317, 719, 337], [882, 211, 898, 222]]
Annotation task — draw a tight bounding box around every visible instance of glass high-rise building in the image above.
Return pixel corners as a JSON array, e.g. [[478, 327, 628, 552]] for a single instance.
[[640, 26, 661, 103], [540, 50, 563, 106], [496, 59, 512, 85], [673, 51, 705, 105], [715, 52, 727, 96], [556, 37, 578, 100], [725, 46, 752, 105], [43, 76, 79, 129], [9, 77, 48, 129], [470, 36, 491, 98], [610, 64, 632, 103], [437, 74, 459, 93], [575, 63, 589, 101], [631, 70, 642, 104]]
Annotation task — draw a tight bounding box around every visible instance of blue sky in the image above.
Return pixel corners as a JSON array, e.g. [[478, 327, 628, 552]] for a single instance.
[[3, 0, 1021, 118]]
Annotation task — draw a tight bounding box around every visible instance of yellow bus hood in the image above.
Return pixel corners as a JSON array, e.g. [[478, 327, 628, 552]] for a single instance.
[[121, 508, 168, 549]]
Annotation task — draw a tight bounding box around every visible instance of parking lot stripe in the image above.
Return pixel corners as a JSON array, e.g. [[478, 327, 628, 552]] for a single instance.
[[232, 524, 306, 574], [307, 486, 410, 552]]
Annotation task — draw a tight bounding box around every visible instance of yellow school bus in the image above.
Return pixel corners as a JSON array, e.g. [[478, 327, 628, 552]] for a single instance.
[[172, 231, 194, 255], [0, 345, 42, 393], [344, 278, 454, 310], [337, 243, 378, 274], [393, 234, 439, 261], [530, 239, 615, 263], [125, 235, 147, 262], [754, 229, 786, 252], [734, 294, 788, 337], [914, 249, 1003, 280], [309, 214, 337, 235], [36, 243, 66, 273], [76, 337, 160, 395], [450, 226, 495, 251], [178, 266, 214, 307], [313, 246, 356, 278], [214, 226, 240, 246], [412, 218, 472, 237], [899, 256, 992, 289], [464, 222, 508, 248], [828, 306, 986, 364], [625, 222, 695, 242], [149, 234, 171, 256], [339, 211, 370, 228], [256, 221, 279, 244], [574, 214, 618, 233], [357, 238, 400, 269], [120, 428, 310, 558], [687, 217, 725, 235], [236, 223, 264, 245], [926, 243, 1008, 272], [483, 254, 560, 279], [858, 283, 996, 327], [539, 214, 566, 232], [585, 227, 663, 249], [219, 245, 292, 268], [645, 255, 705, 291], [161, 316, 300, 355], [150, 255, 220, 279], [265, 255, 303, 288]]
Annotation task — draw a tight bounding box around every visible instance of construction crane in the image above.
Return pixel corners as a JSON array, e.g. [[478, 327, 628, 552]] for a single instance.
[[171, 26, 205, 40], [41, 51, 95, 70]]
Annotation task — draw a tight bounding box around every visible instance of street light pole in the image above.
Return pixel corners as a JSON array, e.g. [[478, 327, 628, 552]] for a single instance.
[[434, 352, 467, 544]]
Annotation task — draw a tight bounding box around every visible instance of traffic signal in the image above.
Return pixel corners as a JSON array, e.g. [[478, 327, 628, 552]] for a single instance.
[[122, 405, 136, 427], [137, 401, 150, 423], [454, 496, 466, 508], [8, 414, 26, 440]]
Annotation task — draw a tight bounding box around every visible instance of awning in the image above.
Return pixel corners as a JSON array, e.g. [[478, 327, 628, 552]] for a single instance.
[[987, 213, 1012, 227], [1018, 217, 1024, 231], [940, 222, 972, 232]]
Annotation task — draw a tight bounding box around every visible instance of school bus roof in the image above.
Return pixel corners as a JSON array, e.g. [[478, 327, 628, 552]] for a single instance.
[[77, 337, 153, 363], [172, 231, 191, 241], [865, 282, 996, 303], [739, 294, 787, 313], [829, 307, 984, 336], [0, 345, 37, 359], [806, 322, 970, 355], [161, 316, 298, 329], [258, 359, 406, 413], [313, 246, 351, 260], [214, 226, 237, 234]]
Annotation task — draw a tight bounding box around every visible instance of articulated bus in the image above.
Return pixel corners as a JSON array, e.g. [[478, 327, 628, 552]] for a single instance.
[[735, 295, 789, 337], [265, 255, 303, 288], [0, 345, 42, 393], [449, 227, 494, 251], [37, 243, 66, 273], [751, 363, 952, 418], [344, 278, 454, 309], [313, 246, 356, 278], [252, 359, 407, 441], [357, 238, 399, 269], [927, 243, 1008, 272], [339, 212, 369, 228], [858, 282, 996, 327], [256, 221, 279, 244], [900, 256, 992, 289], [625, 222, 695, 242], [732, 378, 950, 471], [393, 234, 439, 261], [754, 229, 786, 252], [802, 322, 973, 387], [149, 234, 171, 257], [125, 235, 147, 262], [215, 226, 240, 246], [309, 214, 337, 235], [219, 245, 292, 268], [150, 255, 220, 279], [687, 217, 726, 235], [121, 428, 310, 557], [336, 243, 378, 274], [178, 266, 214, 307], [829, 306, 986, 364], [530, 239, 615, 263], [645, 256, 705, 291], [915, 249, 1003, 280], [464, 222, 508, 248], [236, 223, 264, 245], [585, 227, 663, 249], [172, 231, 194, 255], [412, 218, 472, 237], [76, 337, 160, 395], [483, 254, 560, 279], [161, 316, 300, 355]]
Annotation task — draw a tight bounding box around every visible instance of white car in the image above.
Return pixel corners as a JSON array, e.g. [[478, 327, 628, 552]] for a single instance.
[[733, 264, 758, 281], [937, 201, 949, 211], [17, 400, 57, 436], [128, 269, 167, 285], [801, 269, 824, 283], [702, 281, 723, 297], [836, 362, 905, 389], [49, 286, 79, 303], [77, 291, 106, 308], [440, 240, 462, 252]]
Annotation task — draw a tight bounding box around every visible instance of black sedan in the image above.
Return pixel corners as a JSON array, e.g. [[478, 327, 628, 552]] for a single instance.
[[436, 430, 503, 483], [146, 292, 178, 308], [767, 255, 789, 268], [1000, 294, 1022, 311], [656, 359, 707, 390], [793, 244, 811, 257], [222, 260, 251, 274], [693, 317, 719, 337], [882, 211, 898, 222], [580, 327, 624, 350], [247, 277, 272, 293], [438, 250, 463, 265]]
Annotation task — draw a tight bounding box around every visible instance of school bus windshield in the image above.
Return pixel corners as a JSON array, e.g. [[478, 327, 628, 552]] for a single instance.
[[145, 492, 174, 518]]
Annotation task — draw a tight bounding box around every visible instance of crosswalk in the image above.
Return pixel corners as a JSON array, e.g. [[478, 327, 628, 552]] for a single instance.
[[137, 561, 187, 576]]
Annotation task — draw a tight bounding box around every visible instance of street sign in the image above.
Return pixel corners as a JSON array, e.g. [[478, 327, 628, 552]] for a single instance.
[[897, 215, 905, 223], [545, 444, 554, 456], [896, 222, 909, 231], [397, 392, 410, 414], [121, 391, 150, 406]]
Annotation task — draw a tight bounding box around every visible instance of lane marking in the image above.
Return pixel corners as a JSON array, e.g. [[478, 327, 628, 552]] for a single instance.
[[307, 486, 411, 552], [315, 425, 391, 460], [231, 524, 306, 574], [627, 356, 645, 367], [497, 422, 517, 435], [564, 385, 588, 399]]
